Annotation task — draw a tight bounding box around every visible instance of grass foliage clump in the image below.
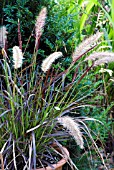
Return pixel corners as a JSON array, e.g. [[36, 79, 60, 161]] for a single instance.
[[0, 6, 114, 170]]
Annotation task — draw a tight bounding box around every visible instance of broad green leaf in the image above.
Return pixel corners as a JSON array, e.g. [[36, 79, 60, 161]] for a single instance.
[[80, 1, 97, 33]]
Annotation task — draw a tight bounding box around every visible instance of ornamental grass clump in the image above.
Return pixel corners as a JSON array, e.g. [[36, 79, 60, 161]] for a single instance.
[[0, 7, 113, 170]]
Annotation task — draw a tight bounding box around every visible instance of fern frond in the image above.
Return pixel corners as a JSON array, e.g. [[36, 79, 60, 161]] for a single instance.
[[96, 10, 104, 27]]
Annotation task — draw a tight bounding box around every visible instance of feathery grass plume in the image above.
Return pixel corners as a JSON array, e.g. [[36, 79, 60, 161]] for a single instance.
[[35, 7, 47, 51], [72, 32, 103, 62], [85, 52, 114, 66], [41, 52, 63, 72], [85, 52, 114, 61], [0, 26, 7, 48], [58, 116, 84, 149], [94, 57, 114, 66], [13, 46, 23, 69]]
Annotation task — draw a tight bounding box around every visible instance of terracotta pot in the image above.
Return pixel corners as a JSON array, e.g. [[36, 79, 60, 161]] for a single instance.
[[35, 145, 69, 170]]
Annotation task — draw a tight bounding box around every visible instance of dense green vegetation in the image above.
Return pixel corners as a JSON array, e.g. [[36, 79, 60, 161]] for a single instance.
[[0, 0, 114, 169]]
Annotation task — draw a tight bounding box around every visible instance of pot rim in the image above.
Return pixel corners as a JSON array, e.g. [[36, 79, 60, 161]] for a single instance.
[[35, 146, 69, 170]]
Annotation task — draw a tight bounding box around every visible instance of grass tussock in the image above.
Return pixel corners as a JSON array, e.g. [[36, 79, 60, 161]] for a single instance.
[[0, 6, 113, 170]]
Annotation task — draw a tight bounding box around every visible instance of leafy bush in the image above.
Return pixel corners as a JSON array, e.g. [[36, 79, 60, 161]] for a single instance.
[[3, 0, 81, 63]]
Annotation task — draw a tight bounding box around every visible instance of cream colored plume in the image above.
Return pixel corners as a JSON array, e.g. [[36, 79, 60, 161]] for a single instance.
[[94, 57, 114, 66], [58, 116, 84, 149], [85, 52, 114, 66], [85, 52, 114, 61], [35, 7, 47, 50], [13, 46, 23, 69], [41, 52, 63, 72], [72, 32, 103, 62], [0, 26, 7, 48]]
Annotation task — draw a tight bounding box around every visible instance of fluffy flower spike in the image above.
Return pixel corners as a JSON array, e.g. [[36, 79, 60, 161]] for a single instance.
[[13, 46, 23, 69], [72, 32, 103, 62], [58, 116, 84, 149], [41, 52, 63, 72], [0, 26, 8, 48], [35, 7, 47, 51]]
